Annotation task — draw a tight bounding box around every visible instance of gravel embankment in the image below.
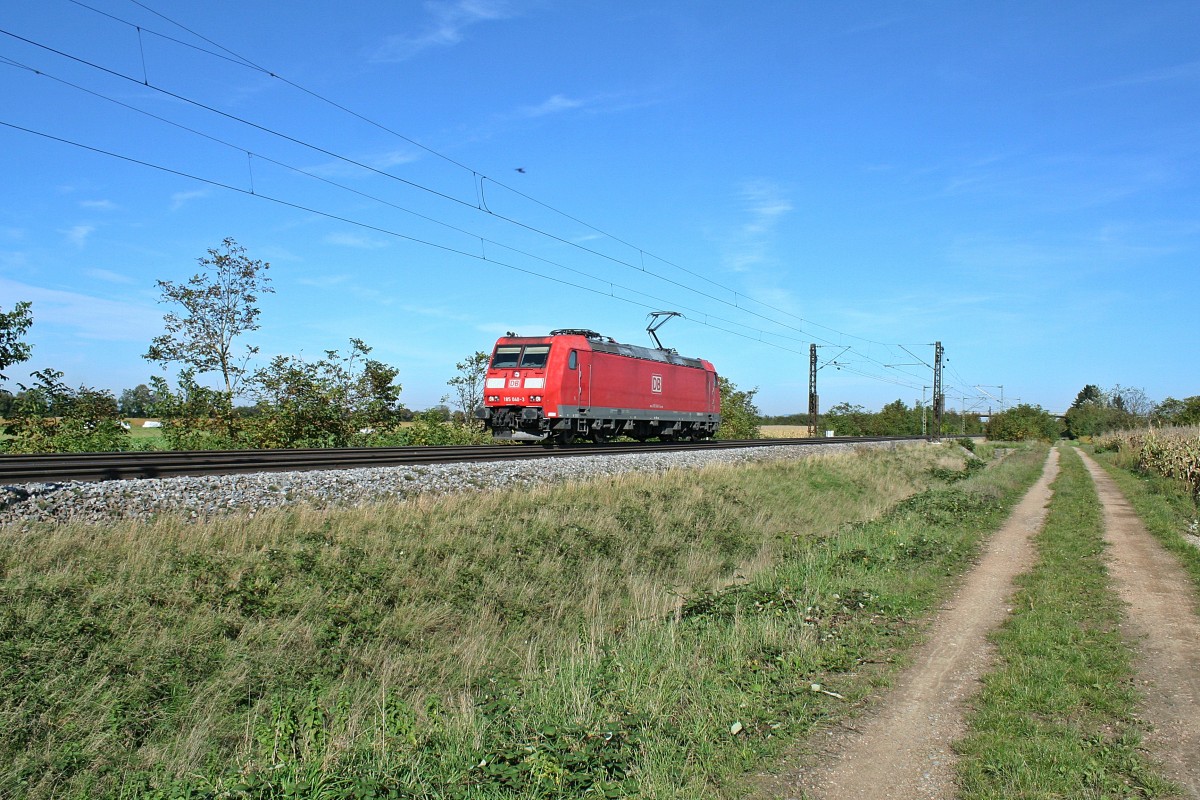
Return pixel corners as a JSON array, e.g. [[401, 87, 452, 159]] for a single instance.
[[0, 442, 907, 526]]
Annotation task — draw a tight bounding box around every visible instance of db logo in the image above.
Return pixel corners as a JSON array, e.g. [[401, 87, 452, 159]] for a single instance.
[[651, 374, 663, 394]]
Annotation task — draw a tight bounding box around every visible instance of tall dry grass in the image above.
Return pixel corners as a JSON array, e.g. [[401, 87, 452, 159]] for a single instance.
[[0, 440, 1043, 798]]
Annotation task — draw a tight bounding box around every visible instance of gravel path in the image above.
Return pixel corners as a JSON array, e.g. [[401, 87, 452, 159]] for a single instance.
[[768, 447, 1061, 799], [1080, 450, 1200, 798], [0, 441, 904, 527]]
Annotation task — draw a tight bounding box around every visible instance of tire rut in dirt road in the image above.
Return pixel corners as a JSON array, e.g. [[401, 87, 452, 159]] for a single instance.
[[773, 448, 1061, 800], [1079, 451, 1200, 799]]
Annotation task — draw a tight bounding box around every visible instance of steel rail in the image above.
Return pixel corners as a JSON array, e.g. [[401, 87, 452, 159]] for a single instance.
[[0, 436, 930, 484]]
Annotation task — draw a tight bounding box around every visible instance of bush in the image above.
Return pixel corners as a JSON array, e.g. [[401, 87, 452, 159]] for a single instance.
[[986, 404, 1061, 442], [715, 376, 760, 439], [3, 369, 130, 453]]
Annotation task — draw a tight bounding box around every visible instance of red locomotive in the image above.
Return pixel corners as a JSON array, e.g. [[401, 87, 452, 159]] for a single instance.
[[477, 320, 721, 444]]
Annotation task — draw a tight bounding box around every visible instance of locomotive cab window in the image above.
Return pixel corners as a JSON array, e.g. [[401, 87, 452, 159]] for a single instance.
[[568, 350, 577, 370], [519, 345, 551, 369], [491, 346, 521, 369]]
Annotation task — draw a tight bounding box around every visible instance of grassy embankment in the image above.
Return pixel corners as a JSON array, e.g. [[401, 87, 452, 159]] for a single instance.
[[956, 446, 1179, 798], [1, 441, 1045, 799]]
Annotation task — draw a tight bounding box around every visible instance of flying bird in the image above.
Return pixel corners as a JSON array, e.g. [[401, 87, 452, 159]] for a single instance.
[[514, 167, 526, 173]]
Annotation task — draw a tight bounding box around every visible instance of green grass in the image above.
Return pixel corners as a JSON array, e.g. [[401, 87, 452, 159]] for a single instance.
[[956, 446, 1178, 799], [0, 441, 1048, 799]]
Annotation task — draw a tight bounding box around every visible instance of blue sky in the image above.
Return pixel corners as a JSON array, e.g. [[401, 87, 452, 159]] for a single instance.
[[1, 1, 1197, 416]]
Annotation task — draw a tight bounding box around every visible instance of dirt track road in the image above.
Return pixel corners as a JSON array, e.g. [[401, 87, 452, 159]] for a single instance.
[[773, 448, 1061, 799], [1080, 451, 1200, 798], [769, 446, 1200, 799]]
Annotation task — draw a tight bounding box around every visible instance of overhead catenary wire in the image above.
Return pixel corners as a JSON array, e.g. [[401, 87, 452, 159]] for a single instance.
[[0, 117, 939, 397], [0, 118, 843, 367], [0, 7, 994, 400], [0, 53, 842, 353], [0, 24, 841, 350], [54, 1, 928, 351], [0, 25, 927, 385]]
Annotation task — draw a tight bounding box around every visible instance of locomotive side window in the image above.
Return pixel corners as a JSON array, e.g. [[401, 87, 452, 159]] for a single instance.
[[491, 346, 521, 369], [568, 350, 577, 370], [519, 345, 551, 368]]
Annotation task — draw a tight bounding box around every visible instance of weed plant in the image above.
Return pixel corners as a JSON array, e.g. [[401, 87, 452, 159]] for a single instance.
[[0, 442, 1045, 799], [956, 447, 1177, 798]]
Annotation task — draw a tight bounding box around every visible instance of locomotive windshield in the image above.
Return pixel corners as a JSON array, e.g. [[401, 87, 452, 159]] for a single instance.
[[519, 346, 550, 368], [491, 344, 551, 369], [491, 346, 522, 369]]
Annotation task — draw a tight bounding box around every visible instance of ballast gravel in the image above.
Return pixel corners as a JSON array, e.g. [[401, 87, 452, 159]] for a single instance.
[[0, 442, 908, 527]]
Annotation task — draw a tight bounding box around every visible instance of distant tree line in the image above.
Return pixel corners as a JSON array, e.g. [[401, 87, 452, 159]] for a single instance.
[[3, 240, 1194, 452], [761, 399, 986, 437], [1063, 383, 1199, 438]]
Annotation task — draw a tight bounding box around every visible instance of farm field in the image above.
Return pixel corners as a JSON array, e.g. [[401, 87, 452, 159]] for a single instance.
[[759, 425, 816, 438], [2, 439, 1198, 798]]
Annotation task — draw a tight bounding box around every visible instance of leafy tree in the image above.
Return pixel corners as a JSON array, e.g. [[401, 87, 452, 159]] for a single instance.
[[424, 404, 453, 422], [246, 339, 403, 448], [1071, 384, 1103, 408], [1063, 383, 1151, 438], [715, 376, 760, 439], [824, 402, 870, 436], [144, 238, 273, 398], [3, 369, 129, 453], [1154, 396, 1200, 427], [986, 403, 1061, 442], [1063, 401, 1111, 439], [446, 350, 490, 425], [875, 398, 921, 436], [0, 301, 33, 382], [118, 384, 159, 417], [149, 369, 241, 450]]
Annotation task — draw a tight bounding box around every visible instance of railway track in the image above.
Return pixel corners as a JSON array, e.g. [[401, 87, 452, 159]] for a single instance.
[[0, 436, 930, 485]]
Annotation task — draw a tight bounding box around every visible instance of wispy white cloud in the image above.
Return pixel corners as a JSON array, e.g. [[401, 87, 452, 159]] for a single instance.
[[741, 182, 793, 235], [325, 232, 390, 249], [1090, 60, 1200, 91], [85, 268, 135, 285], [515, 94, 587, 119], [303, 146, 424, 180], [723, 180, 793, 273], [946, 228, 1183, 280], [0, 250, 31, 271], [499, 90, 658, 124], [399, 303, 479, 324], [0, 277, 160, 343], [170, 190, 210, 210], [373, 148, 423, 168], [80, 199, 117, 211], [370, 0, 514, 62], [62, 225, 95, 248], [297, 274, 351, 289]]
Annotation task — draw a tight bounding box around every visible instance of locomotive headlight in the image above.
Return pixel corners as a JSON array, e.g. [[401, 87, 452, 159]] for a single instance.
[[487, 395, 499, 402], [530, 395, 542, 402]]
